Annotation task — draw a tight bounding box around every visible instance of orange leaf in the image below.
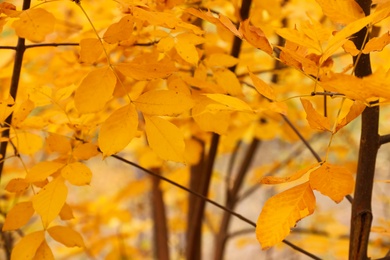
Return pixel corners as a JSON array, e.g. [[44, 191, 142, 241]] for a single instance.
[[33, 240, 54, 260], [13, 132, 43, 155], [11, 231, 45, 260], [59, 203, 74, 221], [309, 162, 354, 203], [249, 70, 276, 100], [301, 98, 332, 132], [61, 162, 92, 186], [213, 68, 243, 96], [5, 178, 29, 193], [98, 104, 138, 156], [175, 38, 199, 65], [115, 59, 177, 80], [47, 225, 85, 248], [363, 31, 390, 54], [206, 53, 239, 67], [25, 161, 65, 183], [46, 133, 71, 154], [135, 90, 194, 116], [72, 143, 99, 160], [315, 0, 364, 25], [144, 115, 185, 162], [260, 163, 321, 184], [12, 9, 55, 42], [32, 176, 68, 228], [103, 15, 134, 43], [205, 94, 252, 112], [3, 201, 34, 231], [12, 99, 34, 126], [239, 20, 273, 55], [74, 67, 117, 114], [336, 101, 366, 132], [256, 182, 316, 249], [79, 38, 104, 64]]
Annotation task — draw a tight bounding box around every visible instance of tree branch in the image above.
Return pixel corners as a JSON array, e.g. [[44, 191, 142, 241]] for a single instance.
[[379, 134, 390, 146]]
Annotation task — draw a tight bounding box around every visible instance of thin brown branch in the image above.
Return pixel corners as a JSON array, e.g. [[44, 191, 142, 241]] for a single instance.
[[379, 134, 390, 146], [25, 43, 79, 48], [110, 154, 321, 260]]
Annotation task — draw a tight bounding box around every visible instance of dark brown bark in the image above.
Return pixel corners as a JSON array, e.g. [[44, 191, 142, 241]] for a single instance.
[[0, 0, 31, 179], [349, 1, 380, 259], [151, 169, 170, 260]]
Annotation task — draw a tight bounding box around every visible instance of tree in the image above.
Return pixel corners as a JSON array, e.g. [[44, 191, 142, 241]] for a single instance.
[[1, 0, 390, 259]]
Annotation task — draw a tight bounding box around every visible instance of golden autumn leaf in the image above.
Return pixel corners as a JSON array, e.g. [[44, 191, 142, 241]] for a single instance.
[[61, 162, 92, 186], [213, 68, 243, 96], [103, 15, 134, 44], [25, 161, 65, 183], [47, 226, 85, 248], [0, 97, 14, 122], [256, 182, 316, 249], [12, 9, 55, 42], [205, 53, 239, 67], [249, 70, 276, 100], [301, 98, 332, 132], [363, 31, 390, 54], [336, 101, 366, 132], [175, 37, 199, 65], [13, 132, 43, 155], [59, 203, 74, 221], [192, 98, 231, 135], [144, 115, 185, 162], [11, 231, 45, 260], [12, 99, 34, 126], [74, 67, 117, 114], [5, 178, 29, 193], [205, 94, 252, 112], [46, 133, 71, 154], [115, 59, 177, 80], [3, 201, 34, 231], [135, 90, 194, 116], [79, 38, 104, 64], [98, 104, 138, 156], [260, 163, 321, 184], [315, 0, 364, 25], [33, 240, 54, 260], [32, 176, 68, 228], [309, 162, 354, 203], [239, 20, 273, 55], [72, 143, 99, 160], [276, 28, 321, 53]]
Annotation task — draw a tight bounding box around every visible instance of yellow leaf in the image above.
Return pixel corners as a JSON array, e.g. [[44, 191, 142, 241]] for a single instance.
[[213, 68, 243, 96], [342, 40, 360, 56], [13, 132, 43, 155], [175, 38, 199, 65], [192, 98, 231, 135], [47, 225, 85, 248], [315, 0, 365, 24], [0, 98, 14, 122], [135, 90, 194, 116], [72, 143, 99, 160], [103, 15, 134, 43], [98, 104, 138, 156], [3, 201, 34, 231], [363, 31, 390, 53], [33, 240, 54, 260], [12, 99, 34, 126], [206, 53, 239, 67], [79, 38, 103, 64], [32, 176, 68, 228], [218, 13, 242, 38], [144, 115, 185, 162], [59, 203, 74, 221], [5, 178, 29, 193], [260, 163, 321, 184], [249, 70, 276, 100], [256, 182, 316, 249], [61, 162, 92, 186], [46, 133, 71, 154], [11, 231, 45, 260], [309, 162, 354, 203], [239, 20, 273, 55], [157, 36, 175, 52], [12, 9, 55, 42], [25, 161, 65, 183], [115, 59, 177, 80], [336, 101, 366, 132], [276, 28, 321, 52], [301, 98, 331, 132], [74, 67, 117, 114], [205, 94, 252, 112]]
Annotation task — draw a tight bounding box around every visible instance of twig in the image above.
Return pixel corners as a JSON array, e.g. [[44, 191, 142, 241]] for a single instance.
[[379, 134, 390, 146]]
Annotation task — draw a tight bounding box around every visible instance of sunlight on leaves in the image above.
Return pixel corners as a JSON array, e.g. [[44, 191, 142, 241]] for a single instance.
[[260, 163, 321, 184], [47, 225, 85, 248], [3, 201, 34, 231], [61, 162, 93, 186], [34, 240, 54, 260], [301, 98, 332, 132], [11, 231, 44, 260], [256, 182, 316, 249], [25, 161, 65, 183]]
